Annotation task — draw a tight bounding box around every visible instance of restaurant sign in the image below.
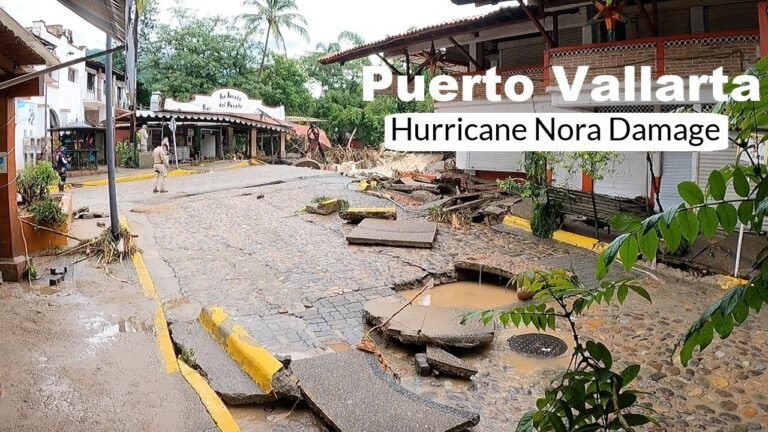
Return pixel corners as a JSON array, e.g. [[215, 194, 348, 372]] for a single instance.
[[163, 88, 286, 120]]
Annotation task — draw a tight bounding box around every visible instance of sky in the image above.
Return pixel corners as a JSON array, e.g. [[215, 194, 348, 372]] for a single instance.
[[0, 0, 503, 55]]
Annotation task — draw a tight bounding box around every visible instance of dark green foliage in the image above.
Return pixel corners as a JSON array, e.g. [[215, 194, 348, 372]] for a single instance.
[[29, 197, 67, 227], [531, 201, 564, 238], [597, 56, 768, 367], [17, 162, 59, 205], [116, 141, 137, 168]]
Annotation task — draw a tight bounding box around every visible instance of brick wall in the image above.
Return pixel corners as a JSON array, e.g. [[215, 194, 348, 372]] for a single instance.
[[549, 44, 658, 81], [453, 67, 546, 101], [546, 32, 759, 83], [663, 37, 759, 76]]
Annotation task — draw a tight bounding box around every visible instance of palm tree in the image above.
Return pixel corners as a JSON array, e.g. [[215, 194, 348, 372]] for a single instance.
[[239, 0, 309, 78]]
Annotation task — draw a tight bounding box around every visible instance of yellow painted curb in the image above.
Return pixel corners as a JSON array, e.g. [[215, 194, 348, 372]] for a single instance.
[[225, 161, 250, 170], [715, 275, 749, 290], [48, 184, 73, 193], [502, 215, 608, 253], [153, 306, 180, 373], [121, 216, 240, 429], [179, 361, 241, 432], [346, 207, 396, 213], [78, 169, 197, 187], [198, 306, 283, 394]]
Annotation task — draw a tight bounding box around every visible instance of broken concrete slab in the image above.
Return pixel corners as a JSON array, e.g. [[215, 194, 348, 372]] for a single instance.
[[170, 321, 274, 405], [290, 349, 480, 432], [346, 219, 437, 248], [306, 199, 341, 215], [425, 346, 478, 379], [362, 299, 495, 348], [414, 353, 431, 376], [454, 253, 549, 281], [339, 207, 396, 223]]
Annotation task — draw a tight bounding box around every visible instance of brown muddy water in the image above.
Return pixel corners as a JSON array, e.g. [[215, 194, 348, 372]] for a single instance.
[[400, 281, 521, 309]]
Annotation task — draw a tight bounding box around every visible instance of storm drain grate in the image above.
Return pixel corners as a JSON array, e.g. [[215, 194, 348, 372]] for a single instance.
[[508, 333, 568, 359]]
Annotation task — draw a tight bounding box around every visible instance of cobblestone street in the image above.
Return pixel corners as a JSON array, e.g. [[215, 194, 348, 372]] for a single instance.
[[72, 165, 768, 431]]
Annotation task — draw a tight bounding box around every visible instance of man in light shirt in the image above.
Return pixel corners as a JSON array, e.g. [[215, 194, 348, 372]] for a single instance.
[[152, 139, 169, 193]]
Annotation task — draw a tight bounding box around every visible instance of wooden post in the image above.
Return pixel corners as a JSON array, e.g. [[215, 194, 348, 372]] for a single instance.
[[0, 77, 43, 281], [516, 0, 557, 48], [280, 132, 286, 158], [760, 1, 768, 56]]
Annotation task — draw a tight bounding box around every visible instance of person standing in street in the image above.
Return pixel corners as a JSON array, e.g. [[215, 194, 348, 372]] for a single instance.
[[152, 139, 169, 193], [55, 146, 70, 192]]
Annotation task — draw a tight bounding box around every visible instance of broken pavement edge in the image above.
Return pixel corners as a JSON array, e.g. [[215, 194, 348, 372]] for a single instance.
[[198, 306, 284, 394], [123, 216, 241, 432]]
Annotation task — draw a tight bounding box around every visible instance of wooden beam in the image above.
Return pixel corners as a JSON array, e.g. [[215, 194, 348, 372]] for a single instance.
[[552, 13, 559, 46], [448, 36, 482, 70], [403, 48, 411, 80], [635, 0, 658, 36], [376, 54, 404, 75], [515, 0, 558, 47]]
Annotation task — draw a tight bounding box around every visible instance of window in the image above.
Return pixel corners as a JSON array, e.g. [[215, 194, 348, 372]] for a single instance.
[[87, 73, 95, 92], [67, 68, 78, 83]]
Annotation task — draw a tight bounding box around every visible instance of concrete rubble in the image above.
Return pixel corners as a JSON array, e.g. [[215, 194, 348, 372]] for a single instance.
[[339, 207, 397, 223], [346, 219, 437, 248], [425, 346, 478, 379], [290, 349, 480, 432], [306, 199, 342, 215], [362, 299, 495, 348], [169, 321, 275, 405]]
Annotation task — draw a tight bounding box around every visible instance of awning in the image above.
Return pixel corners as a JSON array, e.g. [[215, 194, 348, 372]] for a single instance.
[[0, 8, 59, 76], [318, 6, 528, 65], [49, 120, 105, 131], [135, 110, 292, 133], [56, 0, 129, 42]]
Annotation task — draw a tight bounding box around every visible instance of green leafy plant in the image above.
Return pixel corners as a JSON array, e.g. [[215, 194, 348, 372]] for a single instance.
[[17, 162, 59, 205], [464, 269, 655, 431], [531, 201, 564, 238], [116, 140, 137, 168], [29, 197, 67, 227], [179, 347, 198, 368], [426, 206, 450, 223], [596, 56, 768, 367], [499, 152, 550, 200]]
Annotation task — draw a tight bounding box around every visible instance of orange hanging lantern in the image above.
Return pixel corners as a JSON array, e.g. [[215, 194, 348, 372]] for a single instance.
[[589, 0, 632, 41]]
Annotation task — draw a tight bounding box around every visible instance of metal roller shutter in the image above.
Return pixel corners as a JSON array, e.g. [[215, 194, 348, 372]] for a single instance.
[[558, 27, 582, 47], [499, 36, 546, 67], [706, 2, 758, 32], [657, 152, 693, 212], [638, 8, 691, 38], [593, 153, 649, 199], [462, 152, 526, 172]]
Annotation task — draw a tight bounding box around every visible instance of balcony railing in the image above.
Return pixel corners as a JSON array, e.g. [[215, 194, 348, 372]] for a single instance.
[[544, 30, 760, 85]]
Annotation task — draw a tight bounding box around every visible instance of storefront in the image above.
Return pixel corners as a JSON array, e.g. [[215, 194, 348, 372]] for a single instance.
[[123, 89, 291, 165]]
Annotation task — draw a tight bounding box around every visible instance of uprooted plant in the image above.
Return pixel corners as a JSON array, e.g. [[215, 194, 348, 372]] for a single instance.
[[464, 269, 656, 431], [89, 226, 141, 268]]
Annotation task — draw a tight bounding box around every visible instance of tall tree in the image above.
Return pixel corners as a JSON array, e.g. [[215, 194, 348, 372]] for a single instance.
[[239, 0, 309, 79], [140, 10, 262, 101]]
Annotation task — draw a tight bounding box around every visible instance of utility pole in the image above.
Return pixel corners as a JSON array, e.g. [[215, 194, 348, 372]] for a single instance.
[[105, 35, 120, 239]]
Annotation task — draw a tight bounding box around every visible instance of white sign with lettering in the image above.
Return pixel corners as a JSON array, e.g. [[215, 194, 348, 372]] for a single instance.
[[163, 88, 286, 120]]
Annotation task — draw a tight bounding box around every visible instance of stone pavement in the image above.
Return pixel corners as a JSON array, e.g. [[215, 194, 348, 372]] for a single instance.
[[68, 165, 768, 431]]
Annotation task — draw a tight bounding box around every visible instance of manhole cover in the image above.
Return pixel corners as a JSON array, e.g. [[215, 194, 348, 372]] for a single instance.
[[508, 333, 568, 359]]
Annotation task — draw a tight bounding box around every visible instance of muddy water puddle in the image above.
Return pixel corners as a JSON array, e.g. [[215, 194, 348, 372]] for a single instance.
[[229, 403, 327, 432], [80, 314, 152, 348], [400, 281, 521, 309]]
